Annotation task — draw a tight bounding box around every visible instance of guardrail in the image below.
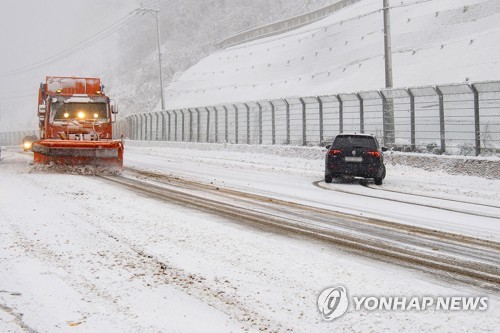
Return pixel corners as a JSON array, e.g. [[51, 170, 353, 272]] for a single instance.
[[215, 0, 362, 49], [118, 81, 500, 156]]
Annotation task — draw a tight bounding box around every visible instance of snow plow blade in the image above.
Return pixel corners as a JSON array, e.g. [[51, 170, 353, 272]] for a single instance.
[[32, 140, 124, 168]]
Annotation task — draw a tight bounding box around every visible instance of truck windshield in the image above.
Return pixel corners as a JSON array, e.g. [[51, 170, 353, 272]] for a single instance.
[[52, 102, 108, 121]]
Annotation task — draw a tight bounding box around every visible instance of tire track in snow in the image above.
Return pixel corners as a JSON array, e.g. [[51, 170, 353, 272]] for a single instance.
[[99, 170, 500, 292], [313, 181, 500, 220]]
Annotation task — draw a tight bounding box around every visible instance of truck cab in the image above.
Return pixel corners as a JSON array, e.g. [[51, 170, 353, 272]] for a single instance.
[[33, 76, 123, 168]]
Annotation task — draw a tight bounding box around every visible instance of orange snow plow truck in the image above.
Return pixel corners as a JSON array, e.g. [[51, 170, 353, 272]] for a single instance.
[[32, 76, 124, 168]]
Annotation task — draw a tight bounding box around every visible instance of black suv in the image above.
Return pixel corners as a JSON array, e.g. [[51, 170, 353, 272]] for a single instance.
[[325, 134, 386, 185]]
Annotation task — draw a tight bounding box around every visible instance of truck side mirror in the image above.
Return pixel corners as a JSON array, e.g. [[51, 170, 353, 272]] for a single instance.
[[38, 105, 46, 116], [111, 105, 118, 114]]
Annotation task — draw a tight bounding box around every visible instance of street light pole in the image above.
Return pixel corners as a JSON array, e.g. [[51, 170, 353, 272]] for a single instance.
[[136, 7, 165, 111]]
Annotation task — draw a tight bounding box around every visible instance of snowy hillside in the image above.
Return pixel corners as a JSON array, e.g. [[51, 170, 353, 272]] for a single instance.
[[162, 0, 500, 110]]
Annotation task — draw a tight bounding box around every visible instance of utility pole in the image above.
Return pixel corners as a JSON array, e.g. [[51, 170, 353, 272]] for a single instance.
[[383, 0, 393, 88], [135, 7, 165, 111], [382, 0, 395, 144]]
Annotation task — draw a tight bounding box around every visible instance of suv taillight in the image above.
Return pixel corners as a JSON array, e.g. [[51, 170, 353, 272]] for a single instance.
[[328, 149, 342, 156], [367, 151, 381, 158]]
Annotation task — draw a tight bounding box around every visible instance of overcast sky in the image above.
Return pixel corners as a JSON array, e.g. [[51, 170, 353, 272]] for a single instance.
[[0, 0, 139, 130]]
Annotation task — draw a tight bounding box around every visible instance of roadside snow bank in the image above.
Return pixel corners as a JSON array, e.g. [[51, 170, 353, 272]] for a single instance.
[[126, 141, 500, 179], [385, 153, 500, 179]]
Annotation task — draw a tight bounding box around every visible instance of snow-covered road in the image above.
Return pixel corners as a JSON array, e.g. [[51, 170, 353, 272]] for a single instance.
[[1, 144, 499, 332], [124, 142, 500, 242]]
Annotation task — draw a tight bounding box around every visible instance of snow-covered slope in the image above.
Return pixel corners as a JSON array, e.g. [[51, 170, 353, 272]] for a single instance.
[[163, 0, 500, 110]]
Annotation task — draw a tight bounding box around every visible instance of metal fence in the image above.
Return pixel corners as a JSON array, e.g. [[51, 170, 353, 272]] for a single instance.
[[118, 81, 500, 156], [0, 130, 38, 147], [1, 81, 499, 157]]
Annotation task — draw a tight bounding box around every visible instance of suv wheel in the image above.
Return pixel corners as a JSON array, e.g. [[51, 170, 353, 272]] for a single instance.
[[374, 177, 383, 185], [325, 175, 333, 183]]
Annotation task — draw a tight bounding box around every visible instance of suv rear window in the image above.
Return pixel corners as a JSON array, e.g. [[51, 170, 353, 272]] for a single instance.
[[332, 135, 377, 149]]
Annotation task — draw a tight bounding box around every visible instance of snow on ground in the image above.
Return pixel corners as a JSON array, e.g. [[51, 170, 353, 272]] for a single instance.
[[1, 145, 499, 332], [163, 0, 500, 109]]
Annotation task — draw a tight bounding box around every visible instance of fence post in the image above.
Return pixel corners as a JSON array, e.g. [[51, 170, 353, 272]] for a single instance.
[[172, 110, 178, 141], [283, 99, 290, 145], [142, 114, 147, 140], [245, 103, 250, 144], [469, 84, 481, 156], [406, 89, 416, 151], [335, 95, 343, 134], [140, 114, 145, 140], [136, 115, 140, 140], [233, 104, 238, 144], [257, 102, 263, 144], [269, 101, 276, 145], [214, 106, 219, 143], [148, 114, 152, 141], [299, 98, 306, 146], [187, 109, 193, 141], [180, 109, 186, 141], [223, 105, 228, 143], [155, 112, 160, 140], [165, 111, 171, 141], [136, 115, 139, 140], [355, 93, 364, 133], [149, 113, 153, 141], [317, 96, 324, 145], [169, 111, 174, 141], [132, 115, 136, 140], [136, 114, 142, 141], [161, 112, 166, 140], [434, 86, 446, 153], [206, 107, 210, 142], [195, 108, 201, 142], [148, 113, 152, 141]]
